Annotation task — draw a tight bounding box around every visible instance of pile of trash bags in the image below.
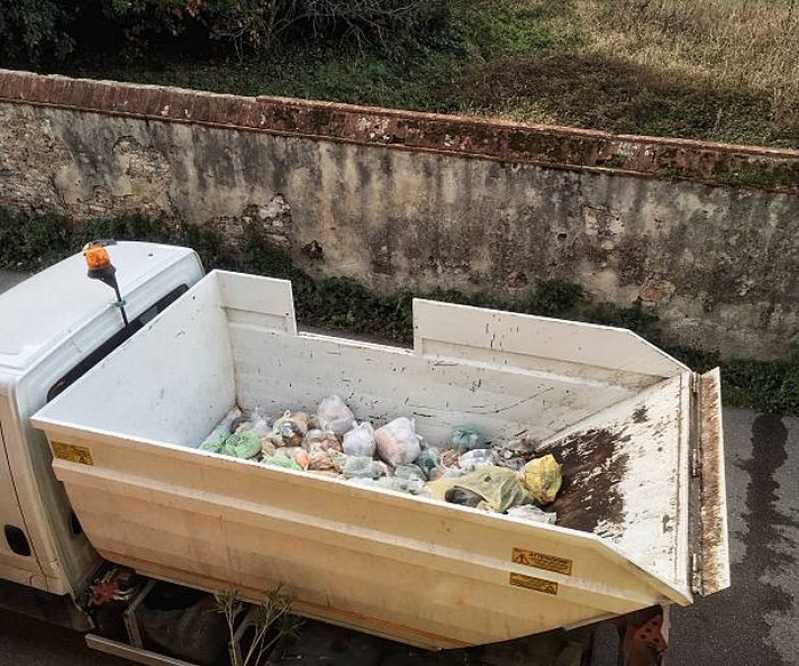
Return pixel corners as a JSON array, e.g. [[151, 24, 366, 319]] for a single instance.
[[198, 395, 562, 525]]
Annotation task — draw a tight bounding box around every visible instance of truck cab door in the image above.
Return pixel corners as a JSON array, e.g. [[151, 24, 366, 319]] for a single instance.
[[0, 407, 47, 588]]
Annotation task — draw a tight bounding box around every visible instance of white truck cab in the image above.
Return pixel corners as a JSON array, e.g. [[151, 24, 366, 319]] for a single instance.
[[0, 242, 202, 602]]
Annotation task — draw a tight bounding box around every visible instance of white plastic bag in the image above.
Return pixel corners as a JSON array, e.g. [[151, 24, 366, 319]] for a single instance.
[[340, 455, 388, 479], [342, 422, 376, 457], [303, 429, 342, 452], [506, 504, 557, 525], [458, 448, 494, 471], [234, 407, 271, 437], [375, 417, 422, 467], [249, 407, 271, 437], [394, 464, 426, 484], [317, 395, 355, 436], [303, 429, 342, 471]]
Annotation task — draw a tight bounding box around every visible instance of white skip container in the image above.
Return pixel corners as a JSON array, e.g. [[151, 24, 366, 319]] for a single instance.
[[32, 269, 730, 649]]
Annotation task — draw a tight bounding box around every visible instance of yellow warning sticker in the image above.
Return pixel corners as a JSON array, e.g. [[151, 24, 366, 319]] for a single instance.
[[509, 572, 558, 596], [512, 547, 572, 576], [52, 442, 94, 466]]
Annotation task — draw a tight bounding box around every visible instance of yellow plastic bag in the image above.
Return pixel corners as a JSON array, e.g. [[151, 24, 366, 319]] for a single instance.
[[426, 466, 531, 513], [521, 454, 562, 505]]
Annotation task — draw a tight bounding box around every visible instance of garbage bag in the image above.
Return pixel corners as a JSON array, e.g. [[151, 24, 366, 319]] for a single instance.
[[303, 429, 342, 471], [426, 466, 446, 481], [427, 466, 531, 513], [198, 406, 242, 451], [375, 417, 422, 467], [233, 407, 272, 451], [492, 436, 538, 470], [262, 455, 303, 471], [458, 448, 494, 471], [394, 464, 426, 484], [440, 448, 460, 468], [198, 432, 227, 453], [260, 437, 277, 457], [355, 476, 426, 495], [317, 395, 355, 436], [415, 447, 441, 479], [339, 455, 388, 479], [444, 486, 484, 508], [220, 431, 261, 459], [272, 411, 310, 447], [279, 446, 311, 470], [450, 426, 486, 453], [342, 422, 376, 457], [244, 407, 271, 437], [506, 504, 557, 525], [307, 447, 337, 471], [303, 429, 342, 452], [521, 454, 562, 505], [437, 448, 467, 479]]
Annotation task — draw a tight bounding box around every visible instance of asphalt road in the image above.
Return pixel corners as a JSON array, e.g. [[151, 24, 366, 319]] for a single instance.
[[1, 271, 797, 665], [669, 409, 799, 666]]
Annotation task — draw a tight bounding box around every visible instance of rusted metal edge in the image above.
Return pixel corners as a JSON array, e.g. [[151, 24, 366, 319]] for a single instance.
[[86, 635, 199, 666], [694, 368, 731, 596]]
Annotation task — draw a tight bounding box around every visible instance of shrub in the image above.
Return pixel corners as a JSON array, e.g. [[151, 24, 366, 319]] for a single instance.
[[0, 0, 449, 65], [0, 0, 76, 64], [104, 0, 449, 56]]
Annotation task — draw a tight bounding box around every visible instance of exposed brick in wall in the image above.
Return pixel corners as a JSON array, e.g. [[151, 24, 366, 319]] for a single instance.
[[1, 68, 798, 194]]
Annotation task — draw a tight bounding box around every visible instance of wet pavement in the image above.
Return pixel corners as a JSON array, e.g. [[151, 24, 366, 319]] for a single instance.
[[668, 409, 799, 666]]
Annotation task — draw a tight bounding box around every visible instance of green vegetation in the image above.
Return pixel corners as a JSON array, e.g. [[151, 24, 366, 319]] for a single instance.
[[7, 0, 794, 148], [3, 206, 798, 416], [0, 1, 447, 64]]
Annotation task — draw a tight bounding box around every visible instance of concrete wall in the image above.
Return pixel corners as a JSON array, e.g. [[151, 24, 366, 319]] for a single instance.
[[1, 70, 799, 359]]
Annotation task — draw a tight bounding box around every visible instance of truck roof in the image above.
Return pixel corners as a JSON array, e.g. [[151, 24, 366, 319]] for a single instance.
[[0, 242, 195, 372]]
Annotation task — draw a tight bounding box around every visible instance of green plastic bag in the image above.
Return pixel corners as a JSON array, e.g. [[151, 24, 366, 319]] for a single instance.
[[220, 431, 261, 459], [198, 430, 227, 453], [262, 455, 302, 471]]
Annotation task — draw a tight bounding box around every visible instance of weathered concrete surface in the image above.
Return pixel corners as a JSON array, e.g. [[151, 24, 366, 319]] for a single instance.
[[1, 71, 799, 359]]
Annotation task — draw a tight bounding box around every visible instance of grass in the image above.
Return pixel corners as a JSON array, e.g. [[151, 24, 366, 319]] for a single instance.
[[3, 205, 799, 416], [40, 0, 799, 149]]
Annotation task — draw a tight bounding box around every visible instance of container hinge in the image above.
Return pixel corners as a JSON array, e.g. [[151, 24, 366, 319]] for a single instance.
[[691, 446, 701, 477], [691, 552, 703, 593], [690, 372, 701, 395]]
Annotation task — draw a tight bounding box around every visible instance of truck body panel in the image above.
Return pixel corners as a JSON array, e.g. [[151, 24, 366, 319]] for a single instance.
[[32, 270, 730, 648]]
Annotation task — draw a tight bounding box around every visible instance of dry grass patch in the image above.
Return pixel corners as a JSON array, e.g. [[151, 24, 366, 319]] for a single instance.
[[580, 0, 799, 129]]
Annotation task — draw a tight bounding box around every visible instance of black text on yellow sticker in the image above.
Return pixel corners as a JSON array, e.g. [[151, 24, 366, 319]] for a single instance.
[[512, 547, 572, 576], [509, 572, 558, 595], [52, 442, 94, 466]]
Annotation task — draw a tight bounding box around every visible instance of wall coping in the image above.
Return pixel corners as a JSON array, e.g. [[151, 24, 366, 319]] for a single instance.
[[1, 68, 798, 193]]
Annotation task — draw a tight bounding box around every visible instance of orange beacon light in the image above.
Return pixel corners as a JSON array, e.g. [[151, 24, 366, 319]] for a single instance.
[[83, 241, 128, 327]]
